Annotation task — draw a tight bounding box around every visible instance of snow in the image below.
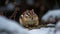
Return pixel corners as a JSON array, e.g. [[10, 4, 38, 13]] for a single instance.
[[0, 16, 28, 34], [28, 27, 55, 34], [56, 21, 60, 27], [55, 31, 60, 34], [47, 23, 55, 27], [53, 21, 60, 34], [0, 16, 60, 34], [41, 10, 60, 34], [41, 10, 60, 22], [55, 21, 60, 31]]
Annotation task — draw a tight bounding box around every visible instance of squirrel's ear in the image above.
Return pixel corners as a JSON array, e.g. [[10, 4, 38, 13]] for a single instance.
[[31, 9, 34, 11]]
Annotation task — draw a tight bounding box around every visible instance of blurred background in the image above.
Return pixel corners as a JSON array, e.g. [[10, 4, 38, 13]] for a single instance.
[[0, 0, 59, 29]]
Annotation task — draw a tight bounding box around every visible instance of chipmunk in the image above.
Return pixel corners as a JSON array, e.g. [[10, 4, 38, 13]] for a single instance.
[[19, 9, 39, 28]]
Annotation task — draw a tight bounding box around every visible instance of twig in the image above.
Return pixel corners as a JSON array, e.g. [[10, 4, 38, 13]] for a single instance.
[[9, 7, 19, 20]]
